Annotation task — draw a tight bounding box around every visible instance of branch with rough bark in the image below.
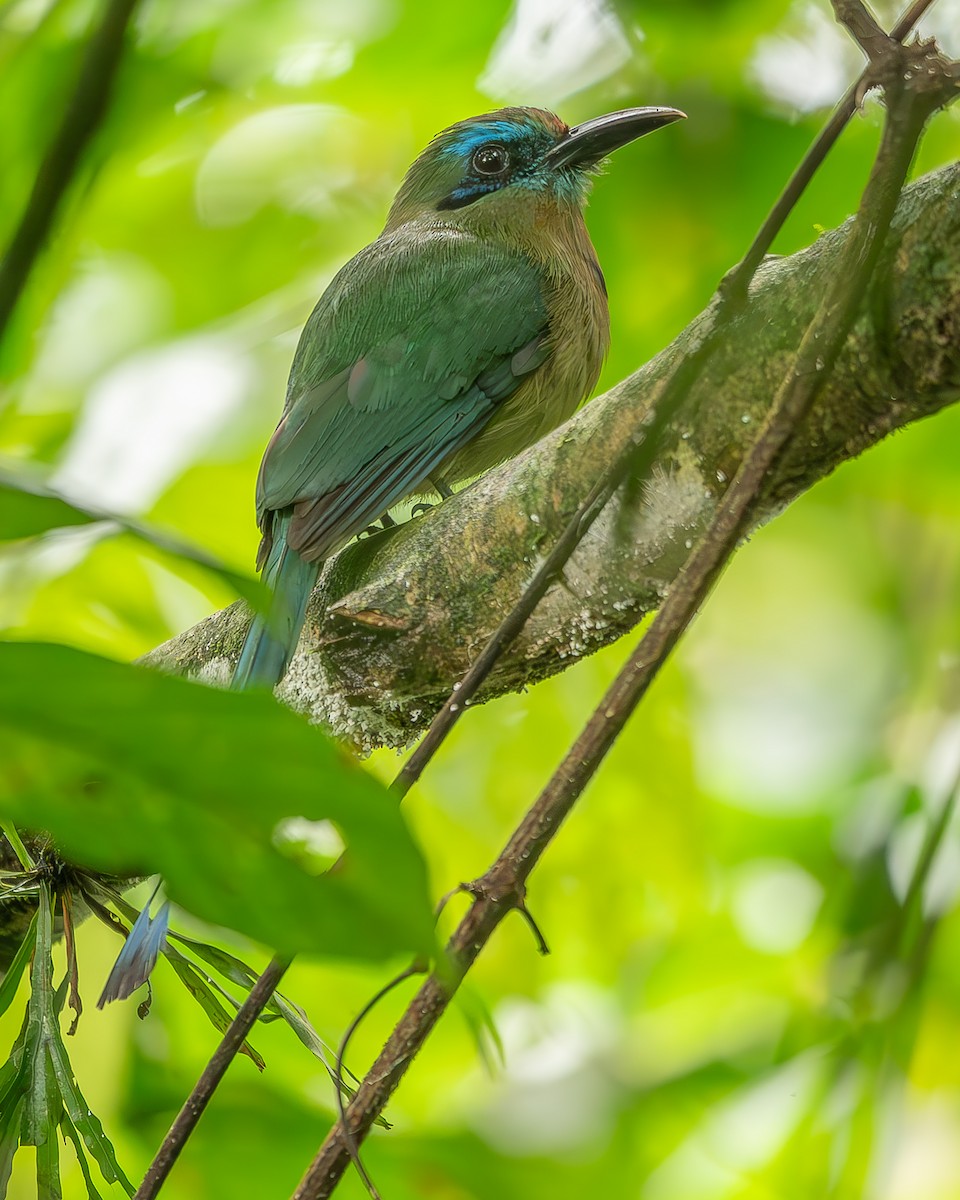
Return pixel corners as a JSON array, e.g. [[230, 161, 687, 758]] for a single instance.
[[146, 160, 960, 752], [288, 29, 960, 1191]]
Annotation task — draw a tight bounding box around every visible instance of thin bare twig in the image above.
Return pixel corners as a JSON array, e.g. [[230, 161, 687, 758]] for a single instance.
[[131, 4, 948, 1192], [394, 414, 654, 798], [132, 954, 290, 1200], [60, 890, 83, 1036], [721, 0, 939, 304], [0, 0, 140, 347], [290, 34, 957, 1200], [398, 0, 940, 794], [833, 0, 899, 63], [332, 964, 423, 1200]]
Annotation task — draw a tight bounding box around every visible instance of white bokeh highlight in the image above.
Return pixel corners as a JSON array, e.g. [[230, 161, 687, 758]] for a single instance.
[[750, 2, 857, 112], [644, 1055, 823, 1200], [480, 0, 632, 107], [53, 336, 256, 513], [195, 104, 362, 226], [731, 858, 824, 954], [470, 983, 622, 1154]]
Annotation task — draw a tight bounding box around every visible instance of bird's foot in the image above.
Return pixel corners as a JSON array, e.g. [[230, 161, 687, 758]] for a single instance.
[[358, 512, 397, 539], [429, 474, 454, 500], [412, 478, 454, 517]]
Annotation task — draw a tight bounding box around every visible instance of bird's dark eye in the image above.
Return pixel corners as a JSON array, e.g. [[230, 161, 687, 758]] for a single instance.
[[471, 144, 509, 176]]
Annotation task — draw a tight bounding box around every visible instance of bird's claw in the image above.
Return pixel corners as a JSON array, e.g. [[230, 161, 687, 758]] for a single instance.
[[359, 512, 398, 538]]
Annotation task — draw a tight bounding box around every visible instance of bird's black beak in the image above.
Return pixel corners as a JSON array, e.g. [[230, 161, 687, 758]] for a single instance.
[[544, 106, 686, 172]]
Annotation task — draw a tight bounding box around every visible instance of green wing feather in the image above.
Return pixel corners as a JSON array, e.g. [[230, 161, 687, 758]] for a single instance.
[[255, 224, 549, 563], [233, 223, 549, 691]]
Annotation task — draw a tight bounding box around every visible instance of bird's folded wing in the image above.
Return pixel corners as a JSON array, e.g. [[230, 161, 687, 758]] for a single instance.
[[255, 226, 549, 562]]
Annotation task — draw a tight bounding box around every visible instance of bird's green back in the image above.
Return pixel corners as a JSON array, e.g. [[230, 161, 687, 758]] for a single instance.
[[256, 223, 550, 563]]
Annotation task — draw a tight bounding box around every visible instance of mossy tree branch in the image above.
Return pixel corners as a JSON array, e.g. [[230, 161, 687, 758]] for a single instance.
[[291, 40, 959, 1195], [144, 161, 960, 753]]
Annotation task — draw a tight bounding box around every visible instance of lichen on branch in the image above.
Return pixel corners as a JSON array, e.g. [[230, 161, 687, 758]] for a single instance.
[[145, 162, 960, 752]]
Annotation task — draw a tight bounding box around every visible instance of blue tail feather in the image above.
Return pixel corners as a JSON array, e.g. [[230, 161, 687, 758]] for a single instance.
[[99, 534, 314, 1007], [232, 514, 320, 691]]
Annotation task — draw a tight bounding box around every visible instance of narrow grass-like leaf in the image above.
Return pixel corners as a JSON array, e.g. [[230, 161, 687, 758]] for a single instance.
[[166, 932, 263, 990], [20, 889, 56, 1149], [0, 1094, 24, 1197], [93, 887, 363, 1117], [102, 888, 281, 1024], [457, 984, 505, 1076], [35, 1124, 62, 1200], [163, 953, 266, 1070], [4, 884, 131, 1193], [0, 463, 265, 609], [165, 932, 284, 1016], [159, 940, 250, 1019], [0, 912, 37, 1019], [46, 1035, 133, 1195], [59, 1114, 103, 1200], [270, 993, 336, 1070], [0, 1009, 28, 1113], [0, 466, 91, 539], [0, 822, 34, 869], [267, 993, 391, 1129]]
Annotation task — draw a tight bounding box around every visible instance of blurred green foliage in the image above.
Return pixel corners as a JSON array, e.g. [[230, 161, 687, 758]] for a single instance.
[[1, 0, 959, 1197], [0, 643, 434, 959]]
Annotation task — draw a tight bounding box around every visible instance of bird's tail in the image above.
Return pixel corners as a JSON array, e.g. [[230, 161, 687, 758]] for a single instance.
[[232, 514, 319, 691], [99, 525, 315, 1007]]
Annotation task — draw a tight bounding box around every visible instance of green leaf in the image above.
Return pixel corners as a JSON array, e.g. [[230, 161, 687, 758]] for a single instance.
[[0, 643, 434, 962], [0, 463, 266, 609], [45, 1023, 134, 1194], [163, 951, 266, 1070], [0, 912, 37, 1019], [0, 466, 92, 539], [35, 1125, 62, 1200], [266, 992, 390, 1129], [11, 886, 134, 1195], [161, 940, 256, 1027], [98, 886, 285, 1022], [20, 890, 57, 1151], [0, 1094, 24, 1198], [58, 1114, 104, 1200], [102, 891, 385, 1123], [35, 1118, 62, 1195], [162, 937, 283, 1023], [165, 931, 267, 992], [0, 1004, 29, 1115], [1, 821, 35, 869], [0, 887, 125, 1195], [119, 910, 396, 1126], [457, 982, 505, 1076], [270, 993, 335, 1071]]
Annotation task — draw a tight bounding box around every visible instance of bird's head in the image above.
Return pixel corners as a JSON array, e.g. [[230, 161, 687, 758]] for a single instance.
[[385, 105, 685, 230]]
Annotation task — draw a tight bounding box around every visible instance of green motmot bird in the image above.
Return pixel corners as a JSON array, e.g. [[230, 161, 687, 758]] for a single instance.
[[232, 104, 685, 691], [99, 104, 685, 1006]]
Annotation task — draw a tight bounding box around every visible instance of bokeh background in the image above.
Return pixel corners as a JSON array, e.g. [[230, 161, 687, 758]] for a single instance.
[[3, 0, 960, 1196]]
